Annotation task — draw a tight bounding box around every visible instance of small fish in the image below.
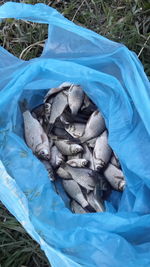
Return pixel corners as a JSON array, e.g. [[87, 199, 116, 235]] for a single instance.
[[71, 200, 88, 214], [56, 167, 71, 179], [82, 144, 94, 170], [52, 126, 79, 142], [63, 164, 97, 190], [60, 109, 87, 125], [93, 131, 112, 170], [20, 100, 50, 160], [55, 140, 83, 156], [86, 191, 105, 212], [111, 154, 121, 169], [47, 91, 68, 132], [80, 110, 106, 143], [65, 123, 85, 138], [50, 145, 65, 169], [103, 163, 125, 191], [62, 179, 89, 208], [41, 160, 55, 181], [66, 159, 88, 168], [68, 84, 84, 115]]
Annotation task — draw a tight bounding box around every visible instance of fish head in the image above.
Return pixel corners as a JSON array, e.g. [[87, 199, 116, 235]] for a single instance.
[[81, 159, 88, 167], [38, 149, 50, 160], [36, 144, 50, 160], [71, 144, 83, 154]]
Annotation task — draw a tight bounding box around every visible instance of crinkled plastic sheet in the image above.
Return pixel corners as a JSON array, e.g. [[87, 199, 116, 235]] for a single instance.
[[0, 2, 150, 267]]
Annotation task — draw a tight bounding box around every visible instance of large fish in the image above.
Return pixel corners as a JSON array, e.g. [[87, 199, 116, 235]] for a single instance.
[[68, 84, 84, 115], [63, 164, 97, 190], [62, 179, 89, 208], [20, 100, 50, 160], [103, 163, 125, 191], [80, 110, 106, 143], [111, 154, 121, 169], [55, 140, 83, 156], [93, 131, 112, 170]]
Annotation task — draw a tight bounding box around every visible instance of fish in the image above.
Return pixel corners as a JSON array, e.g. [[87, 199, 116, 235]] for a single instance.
[[41, 160, 55, 181], [68, 84, 84, 115], [55, 140, 83, 155], [67, 153, 82, 160], [80, 110, 106, 143], [47, 91, 68, 132], [82, 144, 94, 170], [86, 191, 105, 212], [66, 159, 88, 168], [65, 123, 85, 138], [56, 167, 71, 179], [103, 163, 125, 191], [44, 82, 72, 103], [93, 131, 112, 170], [71, 200, 88, 214], [50, 145, 65, 169], [20, 100, 50, 160], [52, 126, 80, 143], [63, 164, 98, 190], [60, 109, 88, 125], [62, 179, 89, 208], [111, 154, 121, 169]]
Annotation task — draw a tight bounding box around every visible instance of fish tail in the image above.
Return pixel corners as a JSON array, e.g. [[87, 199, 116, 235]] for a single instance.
[[19, 99, 28, 113]]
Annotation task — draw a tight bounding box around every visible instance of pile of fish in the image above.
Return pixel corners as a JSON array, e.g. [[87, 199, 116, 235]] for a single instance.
[[20, 82, 125, 214]]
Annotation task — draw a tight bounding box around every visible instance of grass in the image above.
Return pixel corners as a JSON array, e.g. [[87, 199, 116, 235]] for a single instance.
[[0, 0, 149, 266]]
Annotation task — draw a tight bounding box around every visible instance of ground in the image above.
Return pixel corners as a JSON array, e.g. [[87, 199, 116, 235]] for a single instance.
[[0, 0, 149, 266]]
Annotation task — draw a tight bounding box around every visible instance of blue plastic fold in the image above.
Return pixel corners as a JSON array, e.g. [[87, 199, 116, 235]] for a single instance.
[[0, 2, 150, 266]]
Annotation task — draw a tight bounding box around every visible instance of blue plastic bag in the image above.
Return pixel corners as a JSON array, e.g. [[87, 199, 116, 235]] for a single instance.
[[0, 2, 150, 266]]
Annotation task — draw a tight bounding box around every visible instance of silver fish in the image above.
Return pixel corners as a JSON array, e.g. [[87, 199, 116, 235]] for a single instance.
[[71, 200, 88, 214], [82, 144, 94, 170], [50, 145, 64, 169], [66, 159, 88, 168], [20, 101, 50, 160], [103, 163, 125, 191], [93, 131, 112, 170], [87, 191, 105, 212], [47, 91, 68, 131], [41, 160, 55, 181], [55, 140, 83, 155], [56, 167, 71, 179], [63, 164, 97, 190], [44, 82, 71, 103], [68, 84, 84, 115], [62, 179, 88, 208], [80, 110, 106, 143], [65, 123, 85, 138], [111, 154, 121, 169]]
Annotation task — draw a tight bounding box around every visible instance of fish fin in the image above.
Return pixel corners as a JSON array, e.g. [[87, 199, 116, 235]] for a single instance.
[[19, 99, 28, 113]]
